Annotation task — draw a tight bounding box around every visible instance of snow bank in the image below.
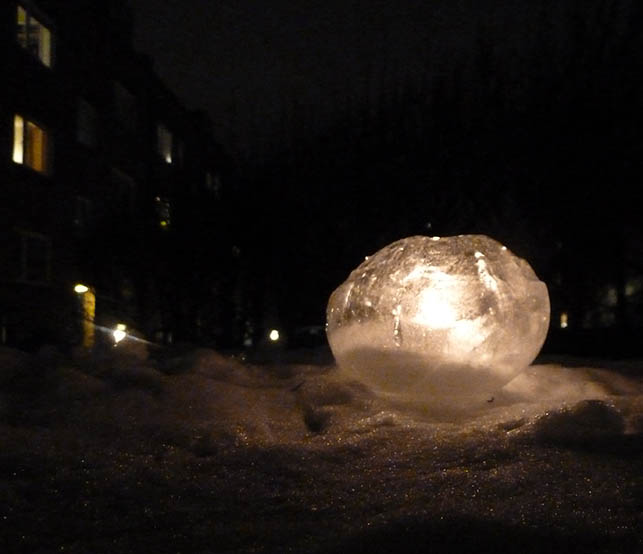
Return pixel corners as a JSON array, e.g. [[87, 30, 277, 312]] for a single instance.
[[0, 346, 641, 553], [1, 346, 641, 448]]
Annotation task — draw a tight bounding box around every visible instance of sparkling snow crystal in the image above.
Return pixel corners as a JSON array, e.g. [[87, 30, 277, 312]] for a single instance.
[[326, 235, 550, 402]]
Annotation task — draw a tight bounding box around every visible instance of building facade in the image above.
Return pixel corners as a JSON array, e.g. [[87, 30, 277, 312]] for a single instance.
[[1, 0, 236, 350]]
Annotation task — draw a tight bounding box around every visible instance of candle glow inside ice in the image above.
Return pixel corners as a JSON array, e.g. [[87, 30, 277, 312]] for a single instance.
[[326, 235, 550, 402]]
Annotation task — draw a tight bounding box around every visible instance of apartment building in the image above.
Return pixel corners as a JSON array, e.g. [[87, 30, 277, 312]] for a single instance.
[[1, 0, 233, 350]]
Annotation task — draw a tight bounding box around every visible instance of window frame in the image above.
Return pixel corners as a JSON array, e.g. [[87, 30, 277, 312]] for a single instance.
[[113, 82, 138, 133], [110, 167, 137, 215], [73, 195, 93, 232], [76, 98, 98, 148]]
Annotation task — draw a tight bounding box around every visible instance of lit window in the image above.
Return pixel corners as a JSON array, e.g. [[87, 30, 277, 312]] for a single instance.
[[157, 124, 173, 164], [154, 196, 171, 229], [77, 98, 97, 147], [560, 312, 568, 329], [17, 5, 52, 67], [13, 115, 49, 174], [17, 230, 51, 283], [12, 116, 23, 163]]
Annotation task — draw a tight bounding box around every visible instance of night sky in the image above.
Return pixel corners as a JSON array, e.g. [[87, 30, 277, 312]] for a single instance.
[[129, 0, 643, 336], [128, 1, 642, 173], [129, 0, 499, 165]]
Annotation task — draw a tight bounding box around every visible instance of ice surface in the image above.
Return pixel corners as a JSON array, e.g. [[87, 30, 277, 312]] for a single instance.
[[0, 346, 641, 553], [327, 235, 550, 404]]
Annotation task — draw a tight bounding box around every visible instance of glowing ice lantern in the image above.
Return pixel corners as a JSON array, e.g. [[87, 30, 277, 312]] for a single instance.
[[326, 235, 550, 401]]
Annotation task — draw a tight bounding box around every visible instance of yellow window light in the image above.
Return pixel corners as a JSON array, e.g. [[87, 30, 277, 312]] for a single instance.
[[560, 312, 569, 329], [12, 115, 24, 164]]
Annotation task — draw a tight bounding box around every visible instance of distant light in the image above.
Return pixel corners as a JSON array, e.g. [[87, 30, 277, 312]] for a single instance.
[[560, 312, 568, 329], [269, 329, 280, 341], [74, 283, 89, 294], [113, 323, 127, 344], [431, 236, 441, 241]]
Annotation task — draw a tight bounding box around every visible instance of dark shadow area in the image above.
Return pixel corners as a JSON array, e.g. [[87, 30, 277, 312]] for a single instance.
[[543, 328, 643, 359], [319, 514, 639, 554]]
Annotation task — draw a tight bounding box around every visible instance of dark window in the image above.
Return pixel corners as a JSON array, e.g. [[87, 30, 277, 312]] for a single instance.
[[74, 196, 93, 231], [176, 139, 184, 166], [110, 168, 136, 214], [113, 82, 137, 132], [77, 98, 98, 148], [205, 172, 222, 197], [17, 230, 51, 283]]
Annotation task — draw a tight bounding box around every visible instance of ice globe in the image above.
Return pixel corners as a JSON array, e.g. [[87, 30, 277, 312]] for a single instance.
[[326, 235, 550, 402]]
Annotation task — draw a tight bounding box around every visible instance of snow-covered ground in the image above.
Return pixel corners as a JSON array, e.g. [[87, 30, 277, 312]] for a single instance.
[[0, 344, 641, 553]]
